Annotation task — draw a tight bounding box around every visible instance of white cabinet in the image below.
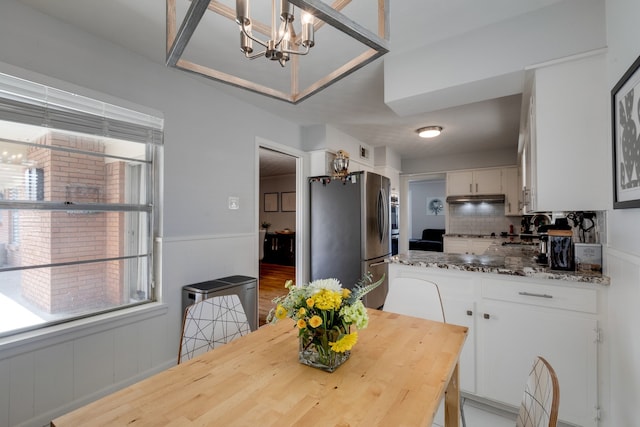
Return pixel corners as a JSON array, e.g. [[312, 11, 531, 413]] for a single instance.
[[478, 279, 599, 427], [447, 168, 502, 196], [522, 52, 608, 212], [444, 236, 494, 255], [309, 150, 335, 176], [387, 264, 602, 427], [502, 166, 521, 216]]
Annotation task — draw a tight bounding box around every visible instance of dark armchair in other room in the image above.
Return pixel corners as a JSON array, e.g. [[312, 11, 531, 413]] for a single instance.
[[409, 229, 445, 252]]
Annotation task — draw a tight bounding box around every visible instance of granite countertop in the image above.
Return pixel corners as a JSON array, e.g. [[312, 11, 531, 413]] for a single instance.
[[389, 242, 610, 285]]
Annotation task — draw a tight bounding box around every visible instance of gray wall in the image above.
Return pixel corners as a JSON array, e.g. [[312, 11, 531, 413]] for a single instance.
[[260, 175, 297, 232], [0, 1, 301, 425], [409, 180, 446, 239], [603, 0, 640, 425]]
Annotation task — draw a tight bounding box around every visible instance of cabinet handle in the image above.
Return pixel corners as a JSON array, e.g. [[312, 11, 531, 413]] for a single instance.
[[518, 291, 553, 299], [483, 313, 490, 319], [469, 183, 472, 193], [466, 310, 473, 316], [475, 183, 478, 192]]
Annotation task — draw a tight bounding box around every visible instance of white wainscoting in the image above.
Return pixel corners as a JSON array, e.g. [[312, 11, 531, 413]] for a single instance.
[[601, 247, 640, 427], [0, 304, 171, 427], [0, 232, 258, 427]]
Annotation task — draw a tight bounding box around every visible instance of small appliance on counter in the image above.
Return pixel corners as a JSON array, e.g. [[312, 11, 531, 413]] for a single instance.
[[537, 234, 549, 264], [574, 243, 602, 272], [548, 229, 574, 271]]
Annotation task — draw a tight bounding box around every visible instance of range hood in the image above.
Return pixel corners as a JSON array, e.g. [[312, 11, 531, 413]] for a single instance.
[[446, 194, 506, 204]]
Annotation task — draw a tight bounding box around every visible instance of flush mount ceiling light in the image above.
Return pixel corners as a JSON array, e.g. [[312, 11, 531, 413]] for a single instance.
[[417, 126, 443, 138], [166, 0, 389, 104]]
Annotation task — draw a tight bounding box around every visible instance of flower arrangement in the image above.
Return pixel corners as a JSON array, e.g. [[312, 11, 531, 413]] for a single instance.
[[267, 273, 383, 372]]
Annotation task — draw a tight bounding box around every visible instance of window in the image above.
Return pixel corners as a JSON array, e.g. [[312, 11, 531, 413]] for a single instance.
[[0, 73, 163, 337]]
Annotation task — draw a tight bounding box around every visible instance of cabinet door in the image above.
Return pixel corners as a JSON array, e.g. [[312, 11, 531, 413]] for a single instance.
[[442, 297, 476, 394], [478, 301, 598, 427], [502, 167, 521, 216], [473, 169, 502, 194], [532, 53, 608, 211], [447, 171, 474, 195]]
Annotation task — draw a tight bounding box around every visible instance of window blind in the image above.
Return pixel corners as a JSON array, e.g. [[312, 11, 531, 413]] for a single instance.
[[0, 72, 163, 144]]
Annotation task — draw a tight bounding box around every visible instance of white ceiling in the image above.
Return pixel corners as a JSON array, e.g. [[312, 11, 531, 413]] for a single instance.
[[17, 0, 564, 167]]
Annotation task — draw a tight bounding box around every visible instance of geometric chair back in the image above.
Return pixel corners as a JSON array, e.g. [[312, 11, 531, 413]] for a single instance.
[[516, 356, 560, 427], [383, 277, 446, 323], [178, 294, 251, 364]]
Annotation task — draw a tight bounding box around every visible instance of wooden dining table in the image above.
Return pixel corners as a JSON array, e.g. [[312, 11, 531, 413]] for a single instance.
[[51, 309, 468, 427]]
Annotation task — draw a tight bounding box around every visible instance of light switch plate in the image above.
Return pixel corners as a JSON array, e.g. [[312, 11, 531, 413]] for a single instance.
[[228, 196, 239, 210]]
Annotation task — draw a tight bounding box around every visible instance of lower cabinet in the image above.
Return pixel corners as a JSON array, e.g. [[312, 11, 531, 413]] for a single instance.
[[388, 265, 602, 427], [478, 278, 599, 427]]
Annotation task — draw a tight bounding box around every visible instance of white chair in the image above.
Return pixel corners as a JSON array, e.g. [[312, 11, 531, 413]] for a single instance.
[[383, 277, 446, 322], [178, 294, 251, 364], [384, 277, 467, 426], [516, 356, 560, 427]]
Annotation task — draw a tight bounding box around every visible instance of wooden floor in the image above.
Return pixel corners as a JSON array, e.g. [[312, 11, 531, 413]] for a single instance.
[[259, 262, 295, 326]]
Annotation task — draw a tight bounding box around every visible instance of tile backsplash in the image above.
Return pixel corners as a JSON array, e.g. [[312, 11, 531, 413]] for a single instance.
[[448, 203, 521, 235]]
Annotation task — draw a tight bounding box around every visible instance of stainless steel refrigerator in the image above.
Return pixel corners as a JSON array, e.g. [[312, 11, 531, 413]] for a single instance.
[[310, 171, 390, 309]]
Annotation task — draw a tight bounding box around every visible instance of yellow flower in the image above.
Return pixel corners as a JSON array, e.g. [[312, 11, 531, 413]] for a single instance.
[[308, 315, 323, 328], [284, 279, 293, 289], [297, 307, 306, 317], [296, 319, 307, 329], [341, 288, 351, 298], [313, 289, 343, 310], [275, 305, 288, 320], [306, 298, 315, 308], [330, 331, 358, 353]]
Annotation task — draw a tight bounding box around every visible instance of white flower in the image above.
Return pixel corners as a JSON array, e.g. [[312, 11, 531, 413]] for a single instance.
[[307, 278, 343, 293]]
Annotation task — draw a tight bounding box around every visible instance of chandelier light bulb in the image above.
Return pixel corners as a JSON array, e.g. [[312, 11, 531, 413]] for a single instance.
[[302, 11, 313, 24]]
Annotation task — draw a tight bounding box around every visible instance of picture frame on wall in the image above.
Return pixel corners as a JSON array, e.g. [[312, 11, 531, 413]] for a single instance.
[[281, 191, 296, 212], [427, 197, 444, 215], [264, 192, 279, 212], [612, 53, 640, 209]]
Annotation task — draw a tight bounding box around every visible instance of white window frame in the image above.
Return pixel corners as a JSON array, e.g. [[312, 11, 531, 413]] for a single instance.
[[0, 72, 163, 339]]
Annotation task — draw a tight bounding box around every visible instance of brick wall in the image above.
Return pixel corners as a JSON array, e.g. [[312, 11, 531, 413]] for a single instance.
[[20, 132, 126, 314]]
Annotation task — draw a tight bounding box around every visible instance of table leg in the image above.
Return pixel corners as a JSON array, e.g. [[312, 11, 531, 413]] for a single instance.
[[444, 362, 460, 427]]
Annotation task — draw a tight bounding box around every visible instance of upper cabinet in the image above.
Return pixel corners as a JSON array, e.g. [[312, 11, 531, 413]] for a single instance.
[[447, 168, 502, 196], [502, 166, 521, 216], [521, 52, 609, 212]]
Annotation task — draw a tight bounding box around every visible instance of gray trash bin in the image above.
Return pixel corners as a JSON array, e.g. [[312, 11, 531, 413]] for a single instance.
[[182, 275, 258, 331]]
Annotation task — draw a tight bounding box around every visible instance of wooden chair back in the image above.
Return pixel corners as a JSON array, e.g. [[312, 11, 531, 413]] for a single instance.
[[516, 356, 560, 427]]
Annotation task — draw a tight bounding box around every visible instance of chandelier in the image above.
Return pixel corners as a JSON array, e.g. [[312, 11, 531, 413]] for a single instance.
[[237, 0, 315, 67], [166, 0, 389, 104]]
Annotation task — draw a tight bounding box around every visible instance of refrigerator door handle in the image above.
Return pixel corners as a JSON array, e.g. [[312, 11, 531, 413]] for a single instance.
[[377, 187, 389, 243]]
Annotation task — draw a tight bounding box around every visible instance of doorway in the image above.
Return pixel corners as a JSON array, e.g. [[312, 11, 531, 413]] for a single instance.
[[258, 146, 298, 325], [399, 173, 446, 254]]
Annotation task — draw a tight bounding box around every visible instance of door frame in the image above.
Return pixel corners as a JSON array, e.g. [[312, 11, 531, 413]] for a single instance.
[[255, 137, 308, 286]]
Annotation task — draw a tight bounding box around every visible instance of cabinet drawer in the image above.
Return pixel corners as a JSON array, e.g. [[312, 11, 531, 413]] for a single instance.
[[481, 278, 597, 314]]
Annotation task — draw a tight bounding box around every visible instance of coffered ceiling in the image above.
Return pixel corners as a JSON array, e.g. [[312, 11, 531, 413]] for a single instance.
[[18, 0, 566, 165]]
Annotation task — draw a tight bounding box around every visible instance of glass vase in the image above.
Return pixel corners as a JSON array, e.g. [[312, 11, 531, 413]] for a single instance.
[[299, 333, 350, 373]]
